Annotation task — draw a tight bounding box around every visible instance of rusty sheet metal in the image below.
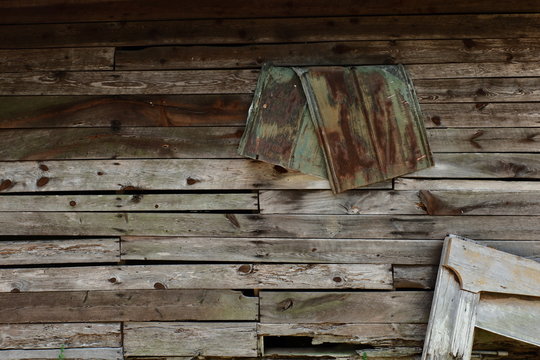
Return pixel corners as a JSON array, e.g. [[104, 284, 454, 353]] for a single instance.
[[238, 64, 433, 193]]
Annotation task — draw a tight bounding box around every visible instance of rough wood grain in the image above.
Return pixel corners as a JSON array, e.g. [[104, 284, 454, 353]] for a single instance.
[[0, 159, 393, 192], [1, 212, 538, 239], [0, 264, 392, 292], [395, 179, 540, 191], [0, 193, 257, 212], [0, 323, 120, 349], [0, 289, 258, 323], [2, 15, 540, 48], [0, 238, 119, 265], [394, 266, 438, 289], [0, 348, 123, 360], [0, 95, 251, 128], [0, 48, 114, 72], [116, 39, 540, 70], [260, 291, 432, 323], [123, 322, 257, 357], [449, 290, 479, 360], [408, 62, 540, 79]]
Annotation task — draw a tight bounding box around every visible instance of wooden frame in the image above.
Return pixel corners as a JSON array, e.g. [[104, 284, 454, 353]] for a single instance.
[[422, 234, 540, 360]]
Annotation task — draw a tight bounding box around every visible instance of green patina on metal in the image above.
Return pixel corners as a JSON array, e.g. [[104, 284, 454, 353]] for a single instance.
[[238, 64, 433, 193]]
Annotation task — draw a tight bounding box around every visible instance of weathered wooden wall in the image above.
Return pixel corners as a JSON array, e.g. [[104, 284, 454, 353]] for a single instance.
[[0, 1, 539, 359]]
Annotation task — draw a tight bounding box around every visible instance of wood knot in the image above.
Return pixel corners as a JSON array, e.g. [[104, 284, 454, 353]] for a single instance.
[[154, 282, 166, 289], [279, 298, 294, 311], [238, 264, 253, 274], [69, 200, 77, 207], [186, 177, 200, 185], [0, 179, 13, 191], [430, 116, 441, 126], [108, 277, 117, 283], [36, 177, 49, 187], [39, 164, 49, 171], [333, 276, 343, 283]]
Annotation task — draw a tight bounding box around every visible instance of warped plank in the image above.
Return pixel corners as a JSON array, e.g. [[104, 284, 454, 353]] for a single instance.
[[0, 264, 392, 292], [123, 322, 257, 357], [0, 127, 244, 160], [2, 15, 540, 48], [0, 95, 251, 128], [258, 323, 426, 346], [0, 194, 257, 212], [1, 212, 539, 239], [122, 237, 540, 264], [116, 39, 540, 70], [0, 348, 122, 360], [3, 0, 540, 24], [393, 265, 437, 289], [476, 293, 540, 347], [260, 291, 432, 323], [0, 238, 119, 265], [422, 103, 540, 128], [0, 48, 114, 72], [0, 290, 258, 323], [0, 70, 257, 95], [0, 323, 120, 349], [395, 179, 540, 191], [0, 159, 393, 192]]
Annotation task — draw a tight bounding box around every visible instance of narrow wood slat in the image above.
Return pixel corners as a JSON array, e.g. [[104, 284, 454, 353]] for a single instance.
[[0, 323, 120, 349], [121, 237, 540, 264], [123, 322, 257, 357], [0, 238, 119, 265], [0, 95, 251, 128], [0, 159, 393, 192], [1, 213, 539, 239], [258, 323, 426, 347], [0, 290, 258, 323], [2, 15, 540, 48], [0, 264, 392, 292], [407, 62, 540, 79], [0, 48, 114, 72], [260, 291, 432, 323], [395, 179, 540, 191], [0, 193, 257, 212], [0, 348, 123, 360], [0, 127, 244, 160], [116, 39, 540, 70]]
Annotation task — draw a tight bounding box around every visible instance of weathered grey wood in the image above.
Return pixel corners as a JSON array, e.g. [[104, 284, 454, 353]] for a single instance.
[[393, 266, 437, 289], [0, 289, 257, 323], [3, 15, 540, 48], [0, 264, 392, 292], [449, 291, 479, 360], [359, 347, 423, 359], [0, 348, 123, 360], [0, 193, 257, 212], [257, 323, 426, 346], [0, 48, 114, 72], [116, 39, 540, 70], [443, 235, 540, 296], [1, 213, 538, 239], [0, 95, 250, 128], [395, 178, 540, 191], [0, 127, 244, 160], [0, 238, 119, 265], [0, 323, 120, 349], [0, 70, 257, 95], [260, 291, 431, 323], [123, 322, 257, 357], [476, 293, 540, 347]]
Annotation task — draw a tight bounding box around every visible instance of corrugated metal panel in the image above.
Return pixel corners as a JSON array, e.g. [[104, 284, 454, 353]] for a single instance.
[[239, 64, 433, 193]]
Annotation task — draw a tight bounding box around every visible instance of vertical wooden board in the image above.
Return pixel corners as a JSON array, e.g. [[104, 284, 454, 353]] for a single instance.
[[0, 348, 123, 360], [0, 323, 121, 349], [238, 65, 327, 179], [123, 322, 258, 357]]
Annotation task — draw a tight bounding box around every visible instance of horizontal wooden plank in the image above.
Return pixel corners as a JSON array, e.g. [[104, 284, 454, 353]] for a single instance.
[[395, 179, 540, 191], [0, 48, 114, 72], [0, 289, 257, 323], [1, 213, 539, 239], [393, 265, 437, 289], [0, 194, 257, 212], [0, 264, 392, 292], [3, 0, 540, 24], [0, 159, 393, 192], [258, 323, 426, 346], [123, 322, 257, 357], [260, 291, 432, 323], [0, 127, 244, 160], [0, 238, 119, 265], [408, 62, 540, 79], [121, 237, 540, 264], [0, 323, 120, 349], [116, 39, 540, 70], [0, 348, 123, 360], [0, 95, 251, 128], [2, 15, 540, 48], [0, 70, 258, 95]]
